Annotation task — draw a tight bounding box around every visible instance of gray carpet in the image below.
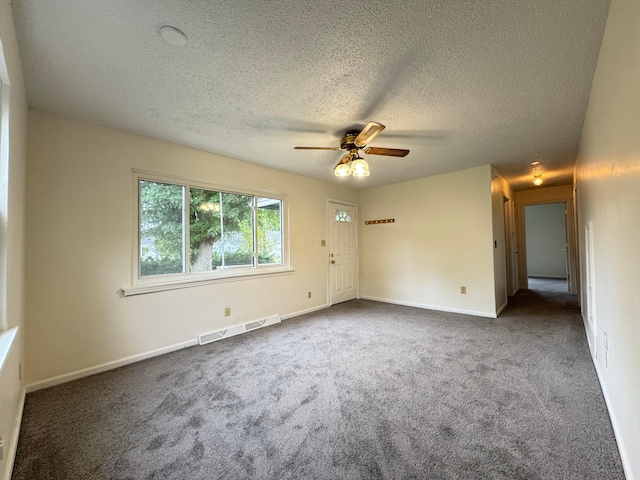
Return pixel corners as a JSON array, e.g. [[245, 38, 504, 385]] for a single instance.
[[13, 290, 625, 479], [528, 277, 569, 293]]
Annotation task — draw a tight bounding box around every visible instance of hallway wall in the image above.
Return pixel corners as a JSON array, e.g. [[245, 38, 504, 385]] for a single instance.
[[575, 0, 640, 476]]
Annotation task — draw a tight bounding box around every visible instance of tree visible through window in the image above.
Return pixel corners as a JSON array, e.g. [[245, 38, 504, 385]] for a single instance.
[[257, 197, 282, 265], [138, 176, 284, 279], [140, 180, 184, 276]]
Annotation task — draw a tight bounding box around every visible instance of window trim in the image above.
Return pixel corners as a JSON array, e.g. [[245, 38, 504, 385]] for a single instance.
[[0, 326, 18, 373], [126, 170, 291, 295], [0, 42, 11, 331]]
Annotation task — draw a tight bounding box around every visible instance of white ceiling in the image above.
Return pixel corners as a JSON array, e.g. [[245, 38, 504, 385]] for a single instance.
[[13, 0, 610, 190]]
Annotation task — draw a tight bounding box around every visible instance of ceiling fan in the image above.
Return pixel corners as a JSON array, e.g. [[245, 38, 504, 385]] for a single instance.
[[294, 121, 409, 177]]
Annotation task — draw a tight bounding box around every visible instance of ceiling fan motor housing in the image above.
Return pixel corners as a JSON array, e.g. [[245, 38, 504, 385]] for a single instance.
[[340, 131, 361, 150]]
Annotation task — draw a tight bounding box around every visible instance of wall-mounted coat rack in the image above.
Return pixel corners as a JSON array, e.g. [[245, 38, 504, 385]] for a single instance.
[[365, 219, 395, 225]]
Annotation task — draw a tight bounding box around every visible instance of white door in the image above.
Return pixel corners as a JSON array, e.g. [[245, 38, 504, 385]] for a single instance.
[[328, 201, 357, 305]]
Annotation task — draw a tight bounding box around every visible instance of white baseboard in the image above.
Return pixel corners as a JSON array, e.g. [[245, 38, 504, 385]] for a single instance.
[[360, 295, 497, 318], [585, 326, 634, 480], [26, 339, 198, 393], [496, 301, 508, 316], [581, 312, 596, 358], [25, 305, 331, 393], [281, 303, 329, 320], [2, 386, 25, 480]]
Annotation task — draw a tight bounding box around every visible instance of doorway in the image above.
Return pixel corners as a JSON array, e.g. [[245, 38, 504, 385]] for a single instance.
[[524, 202, 568, 292], [502, 193, 517, 297], [327, 200, 358, 305]]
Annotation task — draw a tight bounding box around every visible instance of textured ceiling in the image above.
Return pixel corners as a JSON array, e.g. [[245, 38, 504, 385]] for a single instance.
[[13, 0, 610, 190]]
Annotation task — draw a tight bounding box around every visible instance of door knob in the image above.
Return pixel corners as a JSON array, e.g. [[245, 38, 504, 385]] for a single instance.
[[331, 260, 335, 264]]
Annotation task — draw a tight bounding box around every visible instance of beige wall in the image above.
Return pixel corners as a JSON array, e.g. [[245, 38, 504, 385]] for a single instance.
[[358, 165, 497, 317], [24, 111, 357, 384], [575, 0, 640, 476], [0, 0, 28, 478]]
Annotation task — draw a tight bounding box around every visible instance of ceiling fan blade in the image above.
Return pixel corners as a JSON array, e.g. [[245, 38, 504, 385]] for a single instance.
[[354, 121, 385, 147], [363, 147, 410, 157], [294, 146, 342, 151]]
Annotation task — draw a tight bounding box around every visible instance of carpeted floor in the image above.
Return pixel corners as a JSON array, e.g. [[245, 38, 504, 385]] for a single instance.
[[528, 277, 569, 293], [12, 289, 625, 479]]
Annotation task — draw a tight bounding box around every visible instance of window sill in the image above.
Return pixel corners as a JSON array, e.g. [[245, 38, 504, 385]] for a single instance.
[[0, 326, 18, 373], [121, 268, 295, 297]]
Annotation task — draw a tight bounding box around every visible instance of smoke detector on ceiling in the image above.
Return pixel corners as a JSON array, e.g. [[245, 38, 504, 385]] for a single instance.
[[159, 26, 187, 46]]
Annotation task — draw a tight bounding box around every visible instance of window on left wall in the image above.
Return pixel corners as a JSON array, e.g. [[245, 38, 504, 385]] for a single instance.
[[0, 42, 19, 370], [0, 47, 10, 331], [131, 172, 288, 291]]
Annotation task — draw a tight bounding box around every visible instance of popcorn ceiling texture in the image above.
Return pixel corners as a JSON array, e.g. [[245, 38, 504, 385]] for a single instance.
[[13, 0, 610, 189]]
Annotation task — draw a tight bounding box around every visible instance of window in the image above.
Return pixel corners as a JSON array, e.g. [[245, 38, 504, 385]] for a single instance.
[[335, 210, 352, 222], [0, 46, 10, 332], [0, 43, 18, 371], [132, 172, 288, 291]]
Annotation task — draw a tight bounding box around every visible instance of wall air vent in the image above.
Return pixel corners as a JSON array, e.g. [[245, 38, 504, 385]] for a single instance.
[[198, 314, 281, 345]]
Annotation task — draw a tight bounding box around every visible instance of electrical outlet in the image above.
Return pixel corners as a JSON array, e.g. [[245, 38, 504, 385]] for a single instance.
[[224, 307, 231, 317], [460, 286, 467, 294], [308, 291, 312, 299], [321, 240, 326, 246]]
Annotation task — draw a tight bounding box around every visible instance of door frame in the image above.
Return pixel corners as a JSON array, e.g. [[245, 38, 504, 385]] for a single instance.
[[584, 220, 597, 352], [516, 197, 577, 293], [326, 198, 359, 306], [502, 193, 514, 298]]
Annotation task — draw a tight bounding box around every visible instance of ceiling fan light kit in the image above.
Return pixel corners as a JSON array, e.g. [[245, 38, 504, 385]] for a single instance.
[[333, 153, 370, 177], [296, 121, 409, 179], [334, 162, 352, 177], [350, 157, 370, 177]]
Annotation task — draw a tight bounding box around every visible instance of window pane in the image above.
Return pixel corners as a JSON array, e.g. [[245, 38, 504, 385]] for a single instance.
[[257, 198, 282, 264], [189, 188, 221, 272], [139, 180, 184, 276], [220, 193, 254, 267], [335, 210, 351, 222]]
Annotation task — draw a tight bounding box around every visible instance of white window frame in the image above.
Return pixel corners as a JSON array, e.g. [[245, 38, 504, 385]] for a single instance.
[[0, 39, 18, 373], [122, 170, 292, 296], [0, 40, 11, 331]]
